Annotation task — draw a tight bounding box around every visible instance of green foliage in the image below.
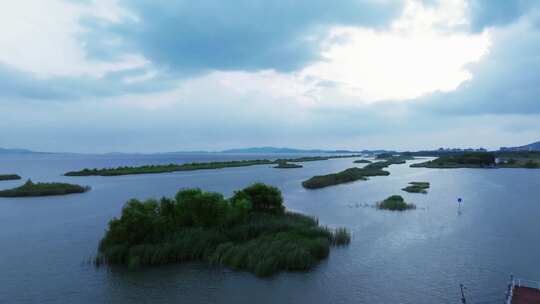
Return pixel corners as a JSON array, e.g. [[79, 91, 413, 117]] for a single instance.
[[65, 155, 366, 177], [302, 163, 394, 189], [524, 160, 539, 168], [0, 179, 90, 197], [412, 152, 496, 168], [96, 183, 350, 277], [375, 153, 395, 159], [274, 161, 303, 169], [0, 174, 21, 181], [231, 183, 284, 214], [353, 159, 372, 164], [402, 182, 430, 194], [376, 195, 416, 211], [330, 227, 351, 246], [65, 160, 275, 176]]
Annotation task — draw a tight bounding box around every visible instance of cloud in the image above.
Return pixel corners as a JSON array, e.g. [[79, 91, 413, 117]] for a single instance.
[[467, 0, 539, 31], [82, 0, 403, 74], [1, 0, 540, 152], [414, 18, 540, 115]]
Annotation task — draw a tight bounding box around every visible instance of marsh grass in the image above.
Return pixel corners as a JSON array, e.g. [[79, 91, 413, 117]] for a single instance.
[[402, 182, 430, 194], [0, 174, 21, 181], [96, 183, 351, 277], [353, 159, 372, 164], [274, 161, 303, 169], [376, 195, 416, 211], [0, 179, 90, 197], [66, 155, 363, 177], [301, 159, 407, 189]]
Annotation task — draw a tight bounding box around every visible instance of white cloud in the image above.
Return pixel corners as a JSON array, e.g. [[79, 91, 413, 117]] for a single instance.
[[122, 0, 491, 110], [301, 0, 490, 103], [0, 0, 146, 78]]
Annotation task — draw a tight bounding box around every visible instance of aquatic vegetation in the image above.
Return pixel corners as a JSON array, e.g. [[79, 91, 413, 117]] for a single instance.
[[65, 155, 362, 176], [302, 167, 389, 189], [274, 161, 303, 169], [96, 183, 350, 277], [494, 151, 540, 168], [302, 156, 411, 189], [0, 180, 90, 197], [523, 160, 539, 168], [375, 153, 395, 159], [0, 174, 21, 181], [65, 160, 275, 176], [376, 195, 416, 211], [330, 227, 351, 246], [402, 182, 430, 194], [411, 152, 496, 168], [353, 159, 372, 164]]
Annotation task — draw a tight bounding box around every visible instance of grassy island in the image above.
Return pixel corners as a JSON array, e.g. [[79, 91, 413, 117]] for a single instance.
[[411, 152, 496, 169], [302, 166, 390, 189], [65, 159, 275, 176], [353, 159, 372, 164], [65, 155, 363, 177], [495, 152, 540, 168], [402, 182, 430, 194], [0, 180, 90, 197], [95, 183, 350, 277], [376, 153, 414, 161], [0, 174, 21, 181], [302, 157, 413, 189], [274, 161, 303, 169], [376, 195, 416, 211]]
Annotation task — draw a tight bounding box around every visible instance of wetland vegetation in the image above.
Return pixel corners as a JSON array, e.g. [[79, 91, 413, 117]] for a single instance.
[[0, 180, 90, 197], [274, 161, 303, 169], [402, 182, 430, 194], [302, 156, 413, 189], [0, 174, 21, 181], [95, 183, 350, 277], [411, 152, 496, 168], [65, 155, 362, 176], [376, 195, 416, 211], [353, 159, 372, 164]]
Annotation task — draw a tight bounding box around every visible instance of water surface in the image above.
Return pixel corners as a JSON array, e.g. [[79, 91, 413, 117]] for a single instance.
[[1, 153, 539, 303]]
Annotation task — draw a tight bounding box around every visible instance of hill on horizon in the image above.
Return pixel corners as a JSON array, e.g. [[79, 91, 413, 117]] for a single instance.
[[500, 140, 540, 151]]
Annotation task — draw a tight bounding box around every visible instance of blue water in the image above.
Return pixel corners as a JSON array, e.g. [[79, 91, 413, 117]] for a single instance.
[[1, 153, 539, 304]]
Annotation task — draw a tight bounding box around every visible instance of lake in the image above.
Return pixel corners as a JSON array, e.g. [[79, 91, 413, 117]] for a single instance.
[[1, 153, 539, 303]]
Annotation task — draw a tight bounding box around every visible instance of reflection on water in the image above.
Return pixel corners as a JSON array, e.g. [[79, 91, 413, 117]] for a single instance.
[[1, 153, 539, 303]]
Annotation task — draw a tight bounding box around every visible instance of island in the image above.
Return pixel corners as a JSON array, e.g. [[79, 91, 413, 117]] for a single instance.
[[302, 156, 413, 189], [95, 183, 350, 277], [411, 151, 540, 169], [302, 165, 390, 189], [495, 151, 540, 168], [353, 159, 372, 164], [0, 174, 21, 181], [376, 195, 416, 211], [64, 154, 363, 176], [0, 180, 90, 197], [273, 161, 303, 169], [66, 159, 275, 176], [411, 152, 496, 168], [402, 182, 430, 193]]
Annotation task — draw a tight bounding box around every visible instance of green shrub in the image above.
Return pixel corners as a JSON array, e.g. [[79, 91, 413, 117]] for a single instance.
[[96, 184, 350, 277], [0, 179, 90, 197], [376, 195, 416, 211], [402, 182, 430, 194], [0, 174, 21, 181], [231, 183, 284, 214]]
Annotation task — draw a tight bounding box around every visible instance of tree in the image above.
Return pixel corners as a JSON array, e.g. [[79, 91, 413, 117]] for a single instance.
[[232, 183, 284, 214]]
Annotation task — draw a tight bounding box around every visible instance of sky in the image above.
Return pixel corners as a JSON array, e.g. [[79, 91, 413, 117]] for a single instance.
[[1, 0, 539, 153]]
